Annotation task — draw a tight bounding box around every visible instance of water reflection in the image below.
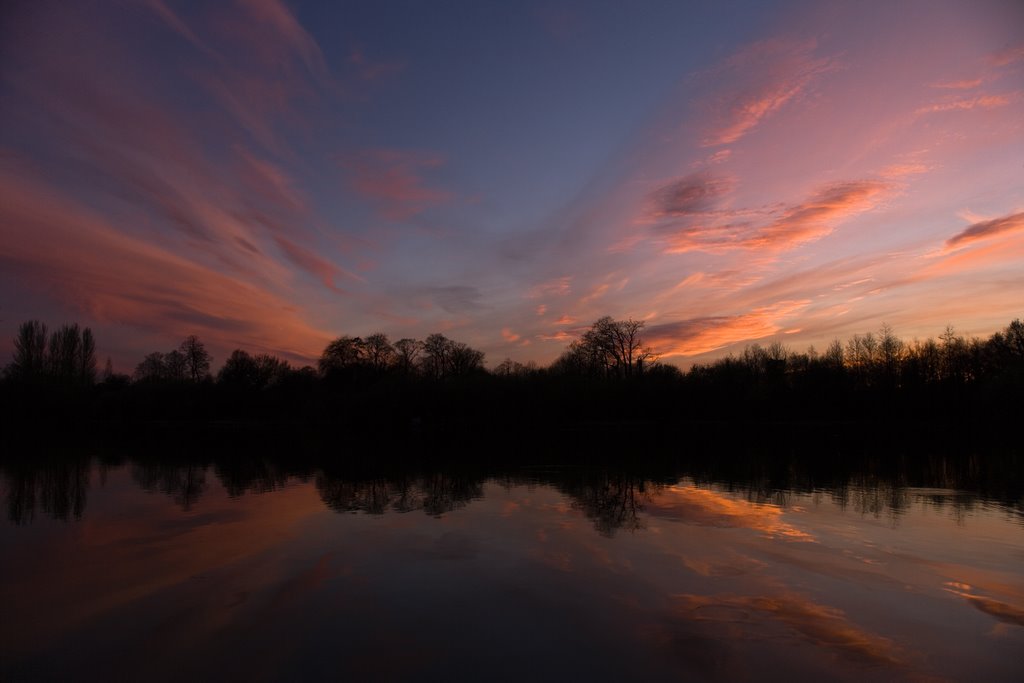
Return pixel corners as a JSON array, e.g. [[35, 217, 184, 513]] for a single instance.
[[3, 449, 1021, 530], [1, 447, 1023, 682], [3, 455, 91, 524], [316, 470, 485, 516]]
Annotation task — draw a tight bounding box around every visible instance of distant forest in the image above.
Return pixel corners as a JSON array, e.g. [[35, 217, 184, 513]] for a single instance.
[[1, 316, 1022, 435]]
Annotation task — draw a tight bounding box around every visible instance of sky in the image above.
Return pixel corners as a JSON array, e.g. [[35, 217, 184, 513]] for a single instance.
[[1, 0, 1022, 371]]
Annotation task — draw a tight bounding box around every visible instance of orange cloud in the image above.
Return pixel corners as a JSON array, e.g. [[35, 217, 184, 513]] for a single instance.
[[913, 231, 1024, 287], [340, 149, 453, 221], [501, 328, 521, 343], [646, 299, 809, 357], [944, 211, 1024, 249], [662, 181, 888, 254], [879, 161, 934, 179]]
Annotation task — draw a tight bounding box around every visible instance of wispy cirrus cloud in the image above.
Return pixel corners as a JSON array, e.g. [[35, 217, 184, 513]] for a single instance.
[[700, 40, 834, 147], [916, 93, 1013, 115], [989, 43, 1024, 67], [528, 276, 572, 299], [661, 181, 889, 254], [645, 300, 810, 357], [647, 172, 736, 218], [144, 0, 335, 152], [945, 211, 1024, 249], [4, 0, 359, 291], [234, 0, 330, 79], [0, 171, 329, 363], [340, 149, 453, 221], [931, 78, 983, 90]]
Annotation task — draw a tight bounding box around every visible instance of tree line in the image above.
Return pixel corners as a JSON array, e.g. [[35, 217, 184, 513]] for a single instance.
[[2, 316, 1022, 431]]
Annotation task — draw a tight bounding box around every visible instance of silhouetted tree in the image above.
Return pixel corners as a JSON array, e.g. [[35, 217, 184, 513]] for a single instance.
[[218, 349, 261, 388], [8, 320, 48, 381], [179, 335, 211, 381], [134, 352, 167, 382], [218, 349, 291, 389], [553, 316, 654, 378], [42, 323, 96, 387], [364, 333, 395, 371], [164, 349, 188, 382], [420, 333, 484, 379], [319, 335, 366, 375], [48, 324, 80, 384], [394, 338, 423, 375]]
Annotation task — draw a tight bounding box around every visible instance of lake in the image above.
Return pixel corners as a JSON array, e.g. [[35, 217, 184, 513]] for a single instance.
[[2, 447, 1022, 681]]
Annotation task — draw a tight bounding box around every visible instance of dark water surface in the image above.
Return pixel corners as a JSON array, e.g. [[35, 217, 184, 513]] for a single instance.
[[2, 448, 1022, 682]]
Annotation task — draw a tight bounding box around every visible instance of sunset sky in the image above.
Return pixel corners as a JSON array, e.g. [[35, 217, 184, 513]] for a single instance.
[[1, 0, 1022, 370]]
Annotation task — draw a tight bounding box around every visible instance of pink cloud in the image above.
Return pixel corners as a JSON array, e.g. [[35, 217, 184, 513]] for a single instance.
[[501, 328, 521, 343], [646, 172, 735, 219], [662, 181, 889, 254], [537, 331, 574, 342], [237, 150, 307, 213], [931, 78, 983, 90], [528, 276, 572, 298], [700, 40, 834, 147], [989, 43, 1024, 67], [0, 171, 330, 364], [231, 0, 329, 80], [340, 149, 453, 221], [945, 211, 1024, 249], [3, 0, 358, 297], [878, 161, 934, 179], [272, 235, 351, 292], [578, 283, 610, 306], [916, 93, 1012, 115]]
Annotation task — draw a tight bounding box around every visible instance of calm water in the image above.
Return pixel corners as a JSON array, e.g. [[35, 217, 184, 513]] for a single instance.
[[2, 452, 1022, 682]]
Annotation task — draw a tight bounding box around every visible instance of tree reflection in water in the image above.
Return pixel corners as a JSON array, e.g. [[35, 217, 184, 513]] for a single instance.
[[2, 445, 1021, 531]]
